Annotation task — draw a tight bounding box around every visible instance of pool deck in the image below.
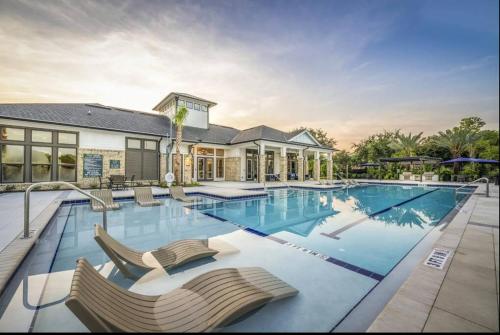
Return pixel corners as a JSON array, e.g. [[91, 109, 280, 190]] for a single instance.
[[0, 179, 498, 332], [368, 182, 499, 332]]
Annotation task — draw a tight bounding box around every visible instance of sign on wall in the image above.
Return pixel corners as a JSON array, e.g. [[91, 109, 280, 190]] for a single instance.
[[109, 159, 121, 169], [83, 154, 103, 177]]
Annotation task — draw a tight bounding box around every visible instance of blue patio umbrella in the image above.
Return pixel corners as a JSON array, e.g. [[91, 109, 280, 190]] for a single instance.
[[441, 157, 499, 164]]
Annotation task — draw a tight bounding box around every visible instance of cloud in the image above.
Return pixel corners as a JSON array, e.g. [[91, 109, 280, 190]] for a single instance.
[[0, 0, 498, 150]]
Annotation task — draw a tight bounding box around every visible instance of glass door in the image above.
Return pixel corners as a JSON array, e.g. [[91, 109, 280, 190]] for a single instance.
[[206, 158, 214, 180], [197, 157, 214, 181], [197, 157, 205, 180]]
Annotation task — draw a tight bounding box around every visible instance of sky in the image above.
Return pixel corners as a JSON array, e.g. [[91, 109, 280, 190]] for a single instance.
[[0, 0, 498, 150]]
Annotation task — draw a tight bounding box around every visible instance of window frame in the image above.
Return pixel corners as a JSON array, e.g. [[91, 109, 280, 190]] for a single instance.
[[0, 124, 78, 183]]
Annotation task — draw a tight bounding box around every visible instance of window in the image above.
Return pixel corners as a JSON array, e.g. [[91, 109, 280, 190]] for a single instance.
[[127, 138, 141, 149], [144, 140, 157, 150], [31, 146, 52, 181], [265, 151, 274, 174], [186, 101, 193, 109], [178, 99, 185, 106], [1, 145, 24, 182], [0, 125, 78, 183], [58, 148, 77, 181], [32, 130, 52, 143], [216, 149, 224, 157], [216, 158, 224, 178], [58, 132, 77, 145], [194, 103, 200, 110], [196, 147, 214, 156], [1, 127, 24, 141], [201, 105, 208, 112]]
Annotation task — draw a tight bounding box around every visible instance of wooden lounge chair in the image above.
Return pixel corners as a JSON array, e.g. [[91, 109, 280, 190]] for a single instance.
[[133, 187, 161, 207], [170, 186, 199, 203], [94, 224, 218, 278], [65, 258, 299, 332], [90, 189, 120, 212]]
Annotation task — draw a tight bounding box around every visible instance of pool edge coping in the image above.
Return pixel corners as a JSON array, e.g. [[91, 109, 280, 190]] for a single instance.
[[366, 183, 487, 332]]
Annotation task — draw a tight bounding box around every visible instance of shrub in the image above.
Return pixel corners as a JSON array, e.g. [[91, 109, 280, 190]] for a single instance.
[[159, 181, 169, 188], [439, 167, 453, 181], [5, 185, 16, 192], [89, 182, 98, 189], [52, 185, 61, 190]]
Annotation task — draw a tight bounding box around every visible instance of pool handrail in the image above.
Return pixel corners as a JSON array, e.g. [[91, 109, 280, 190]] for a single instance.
[[24, 181, 108, 238], [455, 177, 489, 197]]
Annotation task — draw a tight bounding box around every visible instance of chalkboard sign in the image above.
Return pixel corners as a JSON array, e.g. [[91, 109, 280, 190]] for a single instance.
[[109, 159, 120, 169], [83, 154, 103, 177]]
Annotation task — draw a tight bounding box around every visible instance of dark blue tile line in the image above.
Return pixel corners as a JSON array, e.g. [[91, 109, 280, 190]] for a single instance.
[[368, 189, 438, 218], [361, 181, 477, 189], [201, 212, 228, 222], [240, 226, 384, 281]]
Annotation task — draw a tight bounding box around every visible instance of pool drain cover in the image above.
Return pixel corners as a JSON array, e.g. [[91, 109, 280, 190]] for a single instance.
[[424, 248, 451, 270]]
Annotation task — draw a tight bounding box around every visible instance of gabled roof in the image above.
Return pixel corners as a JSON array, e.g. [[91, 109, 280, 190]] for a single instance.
[[230, 125, 289, 144], [0, 103, 171, 137], [182, 123, 240, 145], [230, 124, 332, 149], [153, 92, 217, 111]]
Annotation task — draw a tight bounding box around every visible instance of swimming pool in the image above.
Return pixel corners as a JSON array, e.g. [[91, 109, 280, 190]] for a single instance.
[[193, 185, 470, 277], [0, 184, 473, 332]]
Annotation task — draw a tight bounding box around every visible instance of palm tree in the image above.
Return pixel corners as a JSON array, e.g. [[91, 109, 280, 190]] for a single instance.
[[173, 106, 189, 185], [389, 131, 424, 156], [434, 127, 469, 173]]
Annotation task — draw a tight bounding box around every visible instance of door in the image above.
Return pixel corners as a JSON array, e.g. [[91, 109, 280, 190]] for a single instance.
[[197, 157, 214, 181]]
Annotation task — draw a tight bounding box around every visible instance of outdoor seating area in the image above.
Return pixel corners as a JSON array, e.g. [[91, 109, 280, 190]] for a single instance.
[[99, 175, 135, 190]]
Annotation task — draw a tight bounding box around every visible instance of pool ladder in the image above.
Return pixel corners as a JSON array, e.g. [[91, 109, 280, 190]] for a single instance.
[[24, 181, 108, 238]]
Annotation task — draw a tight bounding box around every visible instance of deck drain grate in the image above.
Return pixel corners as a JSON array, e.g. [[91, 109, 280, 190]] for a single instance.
[[424, 248, 451, 270]]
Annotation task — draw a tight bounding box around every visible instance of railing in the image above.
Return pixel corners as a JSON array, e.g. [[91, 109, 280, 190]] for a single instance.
[[455, 177, 490, 197], [335, 173, 359, 188], [24, 181, 108, 238]]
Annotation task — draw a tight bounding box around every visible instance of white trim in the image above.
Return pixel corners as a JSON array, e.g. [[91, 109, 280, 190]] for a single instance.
[[288, 130, 322, 146]]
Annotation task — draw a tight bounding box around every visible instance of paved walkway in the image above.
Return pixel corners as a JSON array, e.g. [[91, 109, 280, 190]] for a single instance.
[[368, 184, 499, 332], [0, 191, 66, 252]]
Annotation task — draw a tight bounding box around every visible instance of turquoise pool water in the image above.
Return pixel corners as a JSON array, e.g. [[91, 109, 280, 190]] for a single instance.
[[193, 185, 470, 276]]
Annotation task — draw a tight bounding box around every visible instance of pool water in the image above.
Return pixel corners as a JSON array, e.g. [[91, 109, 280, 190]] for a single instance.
[[193, 185, 470, 276]]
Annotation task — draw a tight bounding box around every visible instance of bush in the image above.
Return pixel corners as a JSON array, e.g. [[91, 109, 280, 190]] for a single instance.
[[5, 185, 16, 192], [159, 181, 169, 188], [462, 164, 479, 180], [439, 167, 453, 181], [89, 182, 98, 189], [52, 185, 61, 190]]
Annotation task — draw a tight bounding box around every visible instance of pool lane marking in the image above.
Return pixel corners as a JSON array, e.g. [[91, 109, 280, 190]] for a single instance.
[[321, 188, 439, 240]]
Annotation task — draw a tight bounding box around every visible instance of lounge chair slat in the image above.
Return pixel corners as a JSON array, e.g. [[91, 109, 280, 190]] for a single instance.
[[133, 187, 162, 207], [65, 258, 298, 332], [94, 225, 218, 278], [90, 190, 120, 212]]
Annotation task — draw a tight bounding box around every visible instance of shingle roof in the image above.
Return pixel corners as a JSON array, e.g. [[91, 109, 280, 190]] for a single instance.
[[0, 103, 334, 149], [0, 103, 171, 137], [231, 125, 289, 144]]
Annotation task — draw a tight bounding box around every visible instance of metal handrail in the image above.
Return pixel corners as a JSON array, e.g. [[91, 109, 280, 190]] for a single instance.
[[455, 177, 489, 197], [24, 181, 108, 238]]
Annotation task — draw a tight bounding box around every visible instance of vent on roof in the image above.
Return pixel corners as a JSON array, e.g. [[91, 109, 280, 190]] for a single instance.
[[424, 248, 451, 270], [87, 110, 92, 115]]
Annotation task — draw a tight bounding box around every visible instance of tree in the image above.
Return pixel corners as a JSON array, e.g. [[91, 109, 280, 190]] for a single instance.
[[459, 117, 486, 133], [351, 130, 398, 163], [389, 132, 424, 157], [291, 127, 337, 148], [173, 106, 189, 184], [434, 127, 469, 173]]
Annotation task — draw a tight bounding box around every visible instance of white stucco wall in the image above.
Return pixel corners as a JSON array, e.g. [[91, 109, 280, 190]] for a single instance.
[[0, 119, 164, 150]]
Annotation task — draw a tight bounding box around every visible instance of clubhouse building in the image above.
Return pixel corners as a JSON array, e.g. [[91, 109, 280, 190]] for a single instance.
[[0, 93, 335, 188]]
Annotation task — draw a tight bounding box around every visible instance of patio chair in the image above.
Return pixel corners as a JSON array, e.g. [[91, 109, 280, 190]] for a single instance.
[[133, 187, 161, 207], [89, 189, 120, 212], [94, 224, 218, 278], [109, 174, 127, 190], [65, 258, 299, 332], [98, 176, 110, 189], [170, 186, 199, 203]]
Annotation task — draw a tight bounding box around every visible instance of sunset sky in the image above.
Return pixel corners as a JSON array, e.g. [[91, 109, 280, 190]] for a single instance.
[[0, 0, 498, 150]]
